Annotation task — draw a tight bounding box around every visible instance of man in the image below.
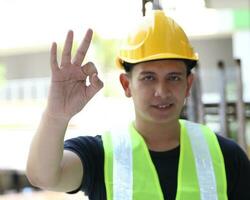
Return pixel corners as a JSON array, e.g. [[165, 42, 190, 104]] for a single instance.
[[26, 10, 250, 200]]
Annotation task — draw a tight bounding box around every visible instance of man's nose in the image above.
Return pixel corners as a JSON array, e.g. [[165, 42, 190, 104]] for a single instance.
[[154, 82, 171, 98]]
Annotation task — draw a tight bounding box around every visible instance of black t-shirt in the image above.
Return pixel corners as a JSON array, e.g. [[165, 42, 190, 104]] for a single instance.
[[64, 134, 250, 200]]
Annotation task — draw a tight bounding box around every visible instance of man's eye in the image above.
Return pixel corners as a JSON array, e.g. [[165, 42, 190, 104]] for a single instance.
[[168, 76, 181, 81], [142, 76, 155, 81]]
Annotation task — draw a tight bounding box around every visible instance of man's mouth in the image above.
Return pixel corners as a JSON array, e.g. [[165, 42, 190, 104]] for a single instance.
[[152, 103, 173, 109]]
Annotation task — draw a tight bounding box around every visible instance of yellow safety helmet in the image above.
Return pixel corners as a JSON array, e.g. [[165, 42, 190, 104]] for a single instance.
[[116, 10, 198, 68]]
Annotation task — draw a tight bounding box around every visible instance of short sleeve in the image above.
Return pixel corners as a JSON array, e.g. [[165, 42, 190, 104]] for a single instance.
[[64, 135, 106, 198], [217, 135, 250, 200]]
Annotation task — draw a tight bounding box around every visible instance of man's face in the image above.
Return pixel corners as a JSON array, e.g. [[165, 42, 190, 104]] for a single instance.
[[120, 59, 193, 125]]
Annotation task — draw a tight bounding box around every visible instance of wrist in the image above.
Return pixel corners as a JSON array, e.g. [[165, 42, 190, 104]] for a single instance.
[[43, 109, 72, 124]]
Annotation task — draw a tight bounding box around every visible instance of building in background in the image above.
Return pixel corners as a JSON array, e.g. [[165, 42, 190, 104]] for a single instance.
[[0, 0, 249, 195]]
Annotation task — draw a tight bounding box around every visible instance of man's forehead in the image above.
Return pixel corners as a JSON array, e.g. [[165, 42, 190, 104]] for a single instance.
[[133, 59, 186, 72]]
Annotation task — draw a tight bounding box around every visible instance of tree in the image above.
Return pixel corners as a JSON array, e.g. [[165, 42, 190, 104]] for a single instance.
[[92, 34, 121, 97], [92, 33, 119, 73]]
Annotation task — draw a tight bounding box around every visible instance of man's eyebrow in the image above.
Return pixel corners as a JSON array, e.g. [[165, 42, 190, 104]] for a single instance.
[[139, 71, 156, 75], [139, 71, 185, 76], [167, 72, 185, 76]]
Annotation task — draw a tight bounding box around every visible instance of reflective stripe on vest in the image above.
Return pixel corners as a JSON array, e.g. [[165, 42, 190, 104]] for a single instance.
[[102, 120, 227, 200]]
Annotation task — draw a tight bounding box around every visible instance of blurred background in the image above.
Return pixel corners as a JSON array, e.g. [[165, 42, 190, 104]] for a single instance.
[[0, 0, 249, 199]]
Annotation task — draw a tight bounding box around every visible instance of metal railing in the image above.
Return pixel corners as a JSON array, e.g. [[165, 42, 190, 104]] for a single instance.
[[0, 77, 50, 101]]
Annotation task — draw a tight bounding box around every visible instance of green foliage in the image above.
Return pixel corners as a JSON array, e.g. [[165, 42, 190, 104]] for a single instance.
[[233, 9, 250, 30], [91, 34, 123, 97], [92, 33, 120, 73]]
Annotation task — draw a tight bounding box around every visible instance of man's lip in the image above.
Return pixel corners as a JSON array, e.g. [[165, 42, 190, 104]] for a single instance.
[[151, 103, 174, 108]]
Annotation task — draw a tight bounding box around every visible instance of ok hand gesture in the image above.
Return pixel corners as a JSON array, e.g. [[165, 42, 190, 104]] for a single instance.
[[46, 29, 103, 120]]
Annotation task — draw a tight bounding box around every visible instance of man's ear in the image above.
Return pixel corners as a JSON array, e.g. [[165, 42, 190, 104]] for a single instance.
[[185, 73, 194, 97], [119, 73, 132, 97]]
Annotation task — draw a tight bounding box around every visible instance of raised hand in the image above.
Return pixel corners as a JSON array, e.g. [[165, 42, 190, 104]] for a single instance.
[[46, 29, 103, 119]]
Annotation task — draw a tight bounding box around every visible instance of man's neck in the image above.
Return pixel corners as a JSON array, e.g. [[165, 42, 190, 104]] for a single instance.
[[134, 119, 180, 152]]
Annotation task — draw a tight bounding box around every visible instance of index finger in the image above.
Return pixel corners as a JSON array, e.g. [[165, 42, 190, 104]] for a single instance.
[[72, 29, 93, 66]]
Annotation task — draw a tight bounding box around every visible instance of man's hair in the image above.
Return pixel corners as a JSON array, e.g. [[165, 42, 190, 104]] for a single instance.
[[122, 59, 197, 76]]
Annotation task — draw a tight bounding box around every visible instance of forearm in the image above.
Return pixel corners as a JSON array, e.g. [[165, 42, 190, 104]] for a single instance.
[[26, 111, 70, 189], [26, 29, 103, 191]]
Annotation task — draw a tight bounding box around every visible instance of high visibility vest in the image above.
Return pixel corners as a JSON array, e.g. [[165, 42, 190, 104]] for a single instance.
[[102, 120, 227, 200]]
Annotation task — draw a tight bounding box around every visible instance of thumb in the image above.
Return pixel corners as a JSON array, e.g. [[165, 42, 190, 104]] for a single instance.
[[91, 73, 104, 89], [86, 73, 104, 98]]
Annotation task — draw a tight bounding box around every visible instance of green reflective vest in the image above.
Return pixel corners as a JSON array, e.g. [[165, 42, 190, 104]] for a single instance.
[[102, 120, 227, 200]]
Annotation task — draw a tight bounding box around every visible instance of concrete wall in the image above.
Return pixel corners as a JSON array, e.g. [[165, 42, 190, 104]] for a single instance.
[[0, 51, 50, 80], [191, 36, 237, 101], [233, 31, 250, 101]]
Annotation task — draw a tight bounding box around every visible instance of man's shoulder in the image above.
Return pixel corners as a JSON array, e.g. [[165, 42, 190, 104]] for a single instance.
[[216, 134, 249, 170], [216, 134, 245, 156], [215, 135, 250, 199]]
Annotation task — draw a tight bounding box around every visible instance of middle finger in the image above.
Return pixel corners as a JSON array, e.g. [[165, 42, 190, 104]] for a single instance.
[[72, 29, 93, 66]]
